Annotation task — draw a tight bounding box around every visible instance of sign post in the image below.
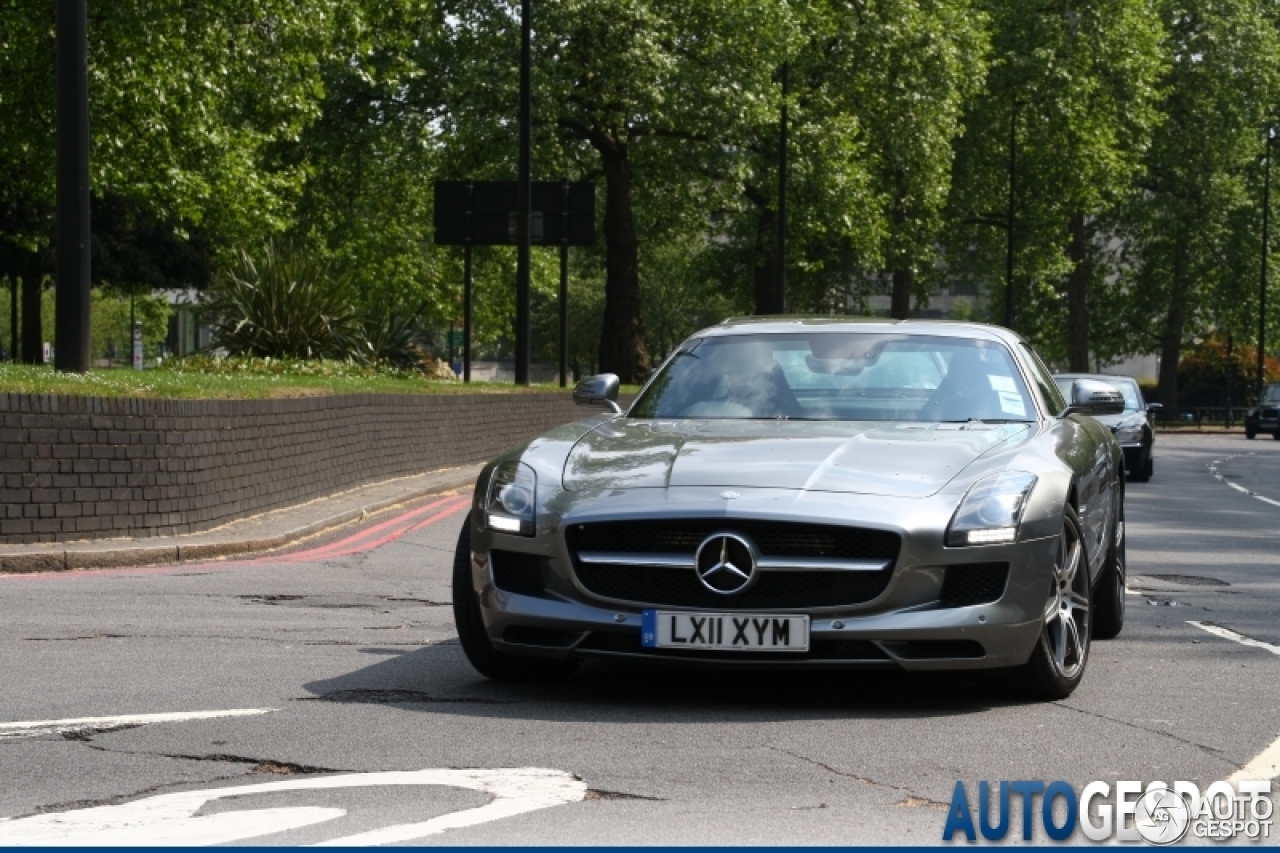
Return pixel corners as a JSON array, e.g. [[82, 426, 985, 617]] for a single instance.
[[434, 181, 594, 385], [132, 322, 143, 370]]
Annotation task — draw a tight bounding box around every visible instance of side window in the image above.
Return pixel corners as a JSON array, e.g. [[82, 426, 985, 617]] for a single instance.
[[1020, 344, 1067, 416]]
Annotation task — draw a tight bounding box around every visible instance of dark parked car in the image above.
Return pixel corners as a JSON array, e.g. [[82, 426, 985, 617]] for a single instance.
[[1245, 383, 1280, 440], [1054, 374, 1159, 482]]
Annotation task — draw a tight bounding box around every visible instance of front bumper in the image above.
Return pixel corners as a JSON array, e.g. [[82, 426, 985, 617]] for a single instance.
[[1119, 443, 1147, 474], [468, 487, 1061, 671]]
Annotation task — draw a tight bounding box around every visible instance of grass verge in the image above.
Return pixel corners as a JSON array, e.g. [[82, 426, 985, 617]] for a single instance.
[[0, 361, 579, 400]]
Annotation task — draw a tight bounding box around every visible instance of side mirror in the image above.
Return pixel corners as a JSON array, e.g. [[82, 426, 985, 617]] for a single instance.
[[1064, 379, 1125, 417], [573, 373, 622, 414], [1146, 402, 1163, 413]]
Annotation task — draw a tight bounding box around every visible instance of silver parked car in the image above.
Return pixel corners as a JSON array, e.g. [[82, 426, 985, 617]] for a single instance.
[[452, 319, 1127, 700]]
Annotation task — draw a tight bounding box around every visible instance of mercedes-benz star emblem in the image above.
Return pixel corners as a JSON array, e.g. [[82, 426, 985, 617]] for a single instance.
[[694, 533, 758, 595]]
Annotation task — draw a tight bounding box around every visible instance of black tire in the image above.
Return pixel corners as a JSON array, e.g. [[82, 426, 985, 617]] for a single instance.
[[1273, 430, 1280, 441], [1093, 498, 1125, 640], [451, 516, 579, 682], [1246, 428, 1257, 439], [1009, 505, 1092, 701]]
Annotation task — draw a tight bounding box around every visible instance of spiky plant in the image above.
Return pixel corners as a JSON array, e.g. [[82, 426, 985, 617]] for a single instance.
[[207, 242, 361, 359]]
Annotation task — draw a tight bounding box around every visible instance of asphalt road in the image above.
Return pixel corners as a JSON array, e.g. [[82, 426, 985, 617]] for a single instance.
[[1, 434, 1277, 845]]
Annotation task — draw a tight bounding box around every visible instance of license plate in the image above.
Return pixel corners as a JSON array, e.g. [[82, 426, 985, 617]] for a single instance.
[[641, 611, 809, 652]]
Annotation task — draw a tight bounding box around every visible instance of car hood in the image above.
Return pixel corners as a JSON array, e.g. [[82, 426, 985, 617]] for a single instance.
[[1093, 412, 1146, 429], [562, 419, 1032, 498]]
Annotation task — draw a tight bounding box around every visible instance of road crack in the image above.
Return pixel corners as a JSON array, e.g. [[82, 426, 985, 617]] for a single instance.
[[81, 741, 347, 775], [1050, 702, 1235, 764], [766, 746, 948, 809]]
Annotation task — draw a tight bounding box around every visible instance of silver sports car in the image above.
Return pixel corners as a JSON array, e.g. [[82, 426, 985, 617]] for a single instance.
[[452, 319, 1127, 700]]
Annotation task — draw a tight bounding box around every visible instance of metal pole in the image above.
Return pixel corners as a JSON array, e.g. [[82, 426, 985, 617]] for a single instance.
[[1259, 130, 1273, 399], [55, 0, 91, 373], [464, 182, 474, 383], [8, 279, 16, 361], [559, 179, 569, 388], [1005, 100, 1018, 331], [776, 62, 788, 314], [1226, 332, 1234, 429], [514, 0, 532, 385]]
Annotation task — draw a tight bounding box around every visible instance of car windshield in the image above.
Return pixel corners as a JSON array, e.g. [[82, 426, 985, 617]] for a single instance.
[[630, 333, 1038, 422], [1265, 385, 1280, 403], [1055, 377, 1143, 412]]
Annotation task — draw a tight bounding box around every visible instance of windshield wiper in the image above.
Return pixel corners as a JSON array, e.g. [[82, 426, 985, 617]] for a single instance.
[[938, 418, 1034, 425]]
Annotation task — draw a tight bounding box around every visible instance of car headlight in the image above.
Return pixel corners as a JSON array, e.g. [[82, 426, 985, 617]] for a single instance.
[[946, 471, 1037, 546], [1114, 423, 1144, 443], [486, 461, 536, 536]]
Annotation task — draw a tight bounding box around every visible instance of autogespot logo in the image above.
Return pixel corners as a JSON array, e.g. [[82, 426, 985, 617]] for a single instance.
[[942, 779, 1273, 844]]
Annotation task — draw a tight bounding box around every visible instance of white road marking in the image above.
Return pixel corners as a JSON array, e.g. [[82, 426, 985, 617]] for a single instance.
[[0, 767, 586, 846], [0, 709, 276, 741], [1208, 457, 1279, 508], [1229, 733, 1280, 783], [315, 768, 588, 845], [1187, 621, 1280, 656]]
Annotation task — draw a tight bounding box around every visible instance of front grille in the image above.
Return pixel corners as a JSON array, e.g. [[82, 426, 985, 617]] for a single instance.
[[939, 563, 1009, 607], [577, 630, 891, 662], [491, 550, 546, 597], [1262, 407, 1279, 419], [568, 519, 899, 561], [566, 519, 900, 609], [574, 564, 892, 609]]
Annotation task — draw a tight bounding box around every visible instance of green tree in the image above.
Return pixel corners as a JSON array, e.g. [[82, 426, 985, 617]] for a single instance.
[[946, 0, 1165, 368], [1106, 0, 1280, 406], [437, 0, 791, 382], [1, 0, 339, 360]]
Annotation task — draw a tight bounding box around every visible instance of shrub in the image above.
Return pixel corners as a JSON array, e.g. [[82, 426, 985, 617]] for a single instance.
[[206, 242, 361, 359], [1177, 337, 1280, 407]]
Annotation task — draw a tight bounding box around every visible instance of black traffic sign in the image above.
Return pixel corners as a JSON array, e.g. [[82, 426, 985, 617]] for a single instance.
[[433, 181, 595, 246]]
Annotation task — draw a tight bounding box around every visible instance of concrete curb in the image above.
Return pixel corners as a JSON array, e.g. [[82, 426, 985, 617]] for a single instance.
[[0, 467, 480, 574]]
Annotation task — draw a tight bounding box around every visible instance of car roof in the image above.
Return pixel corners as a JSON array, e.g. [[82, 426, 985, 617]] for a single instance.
[[697, 316, 1022, 345]]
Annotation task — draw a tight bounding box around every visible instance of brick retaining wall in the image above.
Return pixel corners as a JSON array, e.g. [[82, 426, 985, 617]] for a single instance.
[[0, 392, 592, 544]]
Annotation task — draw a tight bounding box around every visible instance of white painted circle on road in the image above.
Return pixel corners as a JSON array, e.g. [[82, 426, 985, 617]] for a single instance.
[[0, 767, 587, 846]]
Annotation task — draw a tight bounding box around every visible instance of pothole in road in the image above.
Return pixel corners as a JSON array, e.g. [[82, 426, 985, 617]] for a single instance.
[[237, 595, 448, 609], [302, 689, 511, 706], [1131, 574, 1230, 591], [1145, 574, 1229, 586]]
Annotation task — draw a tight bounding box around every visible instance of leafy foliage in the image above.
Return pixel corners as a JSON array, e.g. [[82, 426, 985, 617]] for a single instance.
[[206, 242, 360, 360], [4, 0, 1280, 399]]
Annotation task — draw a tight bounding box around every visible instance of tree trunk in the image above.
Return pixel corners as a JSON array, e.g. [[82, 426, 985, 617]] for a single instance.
[[1066, 212, 1090, 372], [594, 140, 648, 383], [890, 268, 912, 319], [1156, 243, 1189, 410], [21, 252, 43, 365], [752, 204, 780, 314]]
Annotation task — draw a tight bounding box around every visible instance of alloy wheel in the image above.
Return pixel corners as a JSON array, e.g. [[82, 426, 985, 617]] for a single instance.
[[1043, 516, 1090, 679]]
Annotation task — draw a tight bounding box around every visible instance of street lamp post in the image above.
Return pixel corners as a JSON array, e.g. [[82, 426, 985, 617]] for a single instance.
[[55, 0, 92, 373], [775, 62, 788, 315], [1004, 99, 1018, 331], [1259, 127, 1274, 399], [514, 0, 532, 386]]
